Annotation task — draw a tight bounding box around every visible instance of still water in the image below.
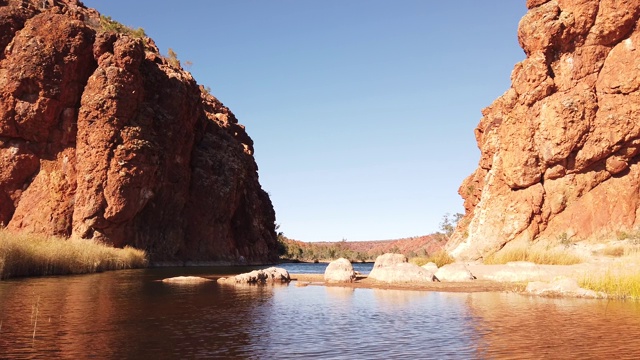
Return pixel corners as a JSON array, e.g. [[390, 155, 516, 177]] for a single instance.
[[276, 262, 374, 275], [1, 265, 639, 359]]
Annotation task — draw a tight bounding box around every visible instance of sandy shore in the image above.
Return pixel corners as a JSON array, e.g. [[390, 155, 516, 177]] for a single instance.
[[291, 274, 526, 293], [290, 255, 639, 297]]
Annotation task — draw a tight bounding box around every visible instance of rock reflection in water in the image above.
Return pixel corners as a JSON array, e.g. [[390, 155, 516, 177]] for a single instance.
[[372, 288, 431, 305], [324, 286, 355, 300], [1, 268, 640, 358], [0, 268, 278, 359], [0, 272, 137, 357]]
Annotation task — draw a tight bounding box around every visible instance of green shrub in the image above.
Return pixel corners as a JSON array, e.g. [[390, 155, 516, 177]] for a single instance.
[[100, 15, 146, 38], [167, 48, 180, 67]]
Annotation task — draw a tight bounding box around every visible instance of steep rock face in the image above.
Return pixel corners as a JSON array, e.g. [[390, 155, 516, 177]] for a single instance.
[[0, 0, 277, 263], [448, 0, 640, 259]]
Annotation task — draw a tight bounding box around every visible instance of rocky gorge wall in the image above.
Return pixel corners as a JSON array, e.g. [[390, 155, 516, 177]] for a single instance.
[[0, 0, 278, 263], [448, 0, 640, 259]]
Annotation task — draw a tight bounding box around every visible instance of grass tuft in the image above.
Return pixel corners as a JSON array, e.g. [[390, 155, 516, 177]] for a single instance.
[[602, 245, 626, 257], [598, 243, 640, 257], [409, 250, 455, 268], [483, 246, 583, 265], [580, 272, 640, 300], [0, 229, 148, 280]]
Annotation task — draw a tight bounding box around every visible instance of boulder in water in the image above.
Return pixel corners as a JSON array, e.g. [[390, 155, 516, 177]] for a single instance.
[[324, 258, 357, 283]]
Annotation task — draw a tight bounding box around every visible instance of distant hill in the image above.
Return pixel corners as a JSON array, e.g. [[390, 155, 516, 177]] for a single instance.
[[279, 234, 447, 262], [331, 235, 446, 257]]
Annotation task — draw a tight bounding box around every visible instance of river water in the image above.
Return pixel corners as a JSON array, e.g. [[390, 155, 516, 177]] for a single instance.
[[1, 264, 639, 359]]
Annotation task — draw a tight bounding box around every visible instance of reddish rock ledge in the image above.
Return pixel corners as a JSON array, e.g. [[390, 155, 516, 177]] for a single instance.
[[448, 0, 640, 259], [0, 0, 277, 263]]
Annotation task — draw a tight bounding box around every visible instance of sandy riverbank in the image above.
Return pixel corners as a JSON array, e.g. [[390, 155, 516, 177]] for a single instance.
[[290, 254, 640, 299], [291, 273, 526, 293]]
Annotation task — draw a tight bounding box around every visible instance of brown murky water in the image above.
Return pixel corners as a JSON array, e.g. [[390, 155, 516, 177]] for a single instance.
[[0, 266, 639, 359]]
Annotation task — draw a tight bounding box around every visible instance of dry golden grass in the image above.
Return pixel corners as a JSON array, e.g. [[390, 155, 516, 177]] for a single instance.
[[409, 250, 455, 268], [599, 243, 640, 257], [408, 257, 430, 266], [0, 229, 148, 280], [483, 246, 583, 265], [580, 272, 640, 300], [602, 245, 625, 257]]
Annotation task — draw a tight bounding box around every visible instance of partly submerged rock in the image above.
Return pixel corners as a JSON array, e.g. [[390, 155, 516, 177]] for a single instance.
[[218, 267, 291, 285], [525, 277, 604, 298], [161, 276, 213, 284], [435, 263, 476, 282], [369, 253, 437, 283], [324, 258, 357, 283]]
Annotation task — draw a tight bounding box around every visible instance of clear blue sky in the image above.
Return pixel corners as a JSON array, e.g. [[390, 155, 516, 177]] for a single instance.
[[82, 0, 528, 242]]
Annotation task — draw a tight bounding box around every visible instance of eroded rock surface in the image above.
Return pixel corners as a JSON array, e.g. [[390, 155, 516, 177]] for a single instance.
[[218, 267, 291, 284], [526, 277, 603, 298], [421, 262, 438, 273], [0, 0, 277, 263], [448, 0, 640, 259], [434, 263, 476, 282]]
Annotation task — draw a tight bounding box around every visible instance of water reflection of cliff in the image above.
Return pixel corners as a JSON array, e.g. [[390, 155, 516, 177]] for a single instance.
[[0, 272, 129, 357], [458, 292, 640, 358], [0, 270, 278, 358]]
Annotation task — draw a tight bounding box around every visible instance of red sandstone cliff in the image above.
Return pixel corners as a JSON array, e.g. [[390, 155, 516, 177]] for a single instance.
[[0, 0, 278, 263], [448, 0, 640, 259]]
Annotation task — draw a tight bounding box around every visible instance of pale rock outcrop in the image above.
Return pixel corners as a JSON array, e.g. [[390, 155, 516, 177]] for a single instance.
[[421, 262, 438, 273], [434, 263, 476, 282], [162, 276, 212, 284], [368, 253, 437, 283], [476, 261, 550, 282], [448, 0, 640, 259], [324, 258, 356, 283], [217, 267, 291, 285], [526, 277, 604, 298]]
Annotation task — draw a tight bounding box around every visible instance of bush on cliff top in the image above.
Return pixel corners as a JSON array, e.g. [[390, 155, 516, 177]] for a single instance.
[[0, 229, 148, 280], [99, 15, 146, 38]]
